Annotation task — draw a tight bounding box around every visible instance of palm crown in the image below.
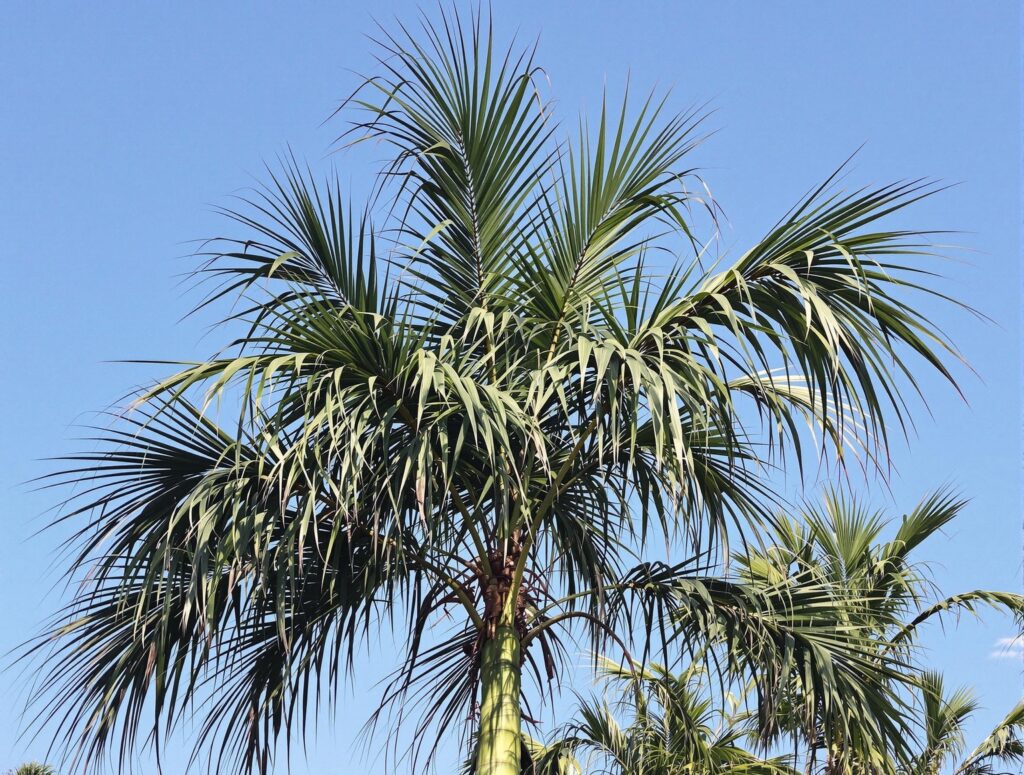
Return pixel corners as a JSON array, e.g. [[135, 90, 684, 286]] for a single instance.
[[733, 492, 1023, 774], [27, 9, 970, 775]]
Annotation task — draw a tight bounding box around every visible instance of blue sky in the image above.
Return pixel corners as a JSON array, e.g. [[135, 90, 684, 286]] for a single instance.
[[1, 2, 1019, 773]]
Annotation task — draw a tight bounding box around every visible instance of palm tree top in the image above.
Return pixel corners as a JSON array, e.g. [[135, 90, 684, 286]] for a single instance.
[[906, 672, 1024, 775], [22, 7, 971, 774], [6, 765, 56, 775]]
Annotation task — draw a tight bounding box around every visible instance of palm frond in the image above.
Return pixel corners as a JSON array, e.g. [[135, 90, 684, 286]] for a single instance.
[[599, 561, 917, 771], [642, 170, 965, 469], [344, 7, 555, 325], [912, 671, 977, 773], [957, 699, 1024, 775]]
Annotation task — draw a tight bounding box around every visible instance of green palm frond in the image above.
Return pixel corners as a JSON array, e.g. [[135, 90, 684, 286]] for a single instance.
[[893, 591, 1024, 651], [199, 159, 386, 316], [909, 671, 978, 773], [24, 395, 422, 773], [638, 172, 966, 467], [956, 699, 1024, 775], [517, 89, 710, 334], [7, 765, 56, 775], [344, 9, 556, 326], [597, 561, 917, 772], [731, 491, 1023, 774]]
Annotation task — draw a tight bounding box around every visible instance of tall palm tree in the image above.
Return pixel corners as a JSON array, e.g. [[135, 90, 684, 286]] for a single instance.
[[735, 491, 1024, 773], [25, 9, 966, 775]]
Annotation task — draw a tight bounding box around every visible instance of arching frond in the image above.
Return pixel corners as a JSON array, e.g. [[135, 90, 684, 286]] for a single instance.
[[640, 172, 965, 467], [598, 561, 917, 772]]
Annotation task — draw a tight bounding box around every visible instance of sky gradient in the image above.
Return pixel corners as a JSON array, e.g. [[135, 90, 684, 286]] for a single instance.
[[1, 2, 1020, 772]]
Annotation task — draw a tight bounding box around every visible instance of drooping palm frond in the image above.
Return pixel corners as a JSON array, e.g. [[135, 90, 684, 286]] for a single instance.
[[23, 395, 427, 773], [597, 561, 918, 772], [636, 173, 966, 471], [892, 591, 1024, 651]]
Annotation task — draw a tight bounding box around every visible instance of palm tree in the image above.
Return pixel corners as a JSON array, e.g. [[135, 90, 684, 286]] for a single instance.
[[528, 493, 1024, 775], [735, 490, 1024, 773], [25, 9, 966, 775], [531, 658, 798, 775], [6, 764, 56, 775], [900, 672, 1024, 775]]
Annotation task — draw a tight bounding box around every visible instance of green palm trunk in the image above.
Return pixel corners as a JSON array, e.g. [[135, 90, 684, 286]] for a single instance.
[[475, 623, 522, 775]]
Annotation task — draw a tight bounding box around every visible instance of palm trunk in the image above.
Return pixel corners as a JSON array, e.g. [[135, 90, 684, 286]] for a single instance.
[[475, 622, 522, 775]]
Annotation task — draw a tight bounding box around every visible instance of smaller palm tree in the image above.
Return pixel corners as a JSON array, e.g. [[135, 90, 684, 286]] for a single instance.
[[6, 764, 56, 775], [902, 672, 1024, 775], [530, 658, 797, 775], [734, 489, 1024, 773]]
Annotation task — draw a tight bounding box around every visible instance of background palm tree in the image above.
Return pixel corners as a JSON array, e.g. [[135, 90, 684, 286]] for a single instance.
[[24, 9, 969, 775], [5, 764, 56, 775], [530, 658, 798, 775], [519, 493, 1023, 775], [900, 672, 1023, 775], [734, 491, 1024, 773]]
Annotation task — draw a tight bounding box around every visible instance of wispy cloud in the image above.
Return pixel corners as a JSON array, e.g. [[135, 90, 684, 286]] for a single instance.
[[990, 635, 1024, 660]]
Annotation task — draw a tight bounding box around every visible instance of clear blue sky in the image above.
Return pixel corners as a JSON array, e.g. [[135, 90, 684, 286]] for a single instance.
[[1, 2, 1020, 773]]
